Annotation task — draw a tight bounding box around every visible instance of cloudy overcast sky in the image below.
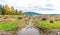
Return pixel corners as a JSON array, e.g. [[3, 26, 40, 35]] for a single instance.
[[0, 0, 60, 14]]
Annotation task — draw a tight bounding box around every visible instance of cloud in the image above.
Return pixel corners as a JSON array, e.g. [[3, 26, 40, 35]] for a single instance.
[[0, 0, 60, 14]]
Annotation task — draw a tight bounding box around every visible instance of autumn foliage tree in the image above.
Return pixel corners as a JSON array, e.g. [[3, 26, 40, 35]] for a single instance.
[[4, 4, 10, 14], [0, 4, 23, 15], [4, 4, 10, 12]]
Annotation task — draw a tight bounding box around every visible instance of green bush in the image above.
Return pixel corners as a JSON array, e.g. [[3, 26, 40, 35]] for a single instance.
[[17, 17, 22, 20], [49, 20, 54, 23], [41, 18, 47, 21]]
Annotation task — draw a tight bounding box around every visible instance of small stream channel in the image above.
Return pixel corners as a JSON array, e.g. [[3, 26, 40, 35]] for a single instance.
[[17, 19, 40, 35]]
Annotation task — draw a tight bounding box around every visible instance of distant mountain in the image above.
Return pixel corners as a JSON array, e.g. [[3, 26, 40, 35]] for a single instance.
[[23, 12, 60, 16], [23, 12, 40, 15], [50, 14, 60, 16]]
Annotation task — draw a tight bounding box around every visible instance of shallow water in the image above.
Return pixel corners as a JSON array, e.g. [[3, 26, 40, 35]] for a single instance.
[[17, 21, 40, 35]]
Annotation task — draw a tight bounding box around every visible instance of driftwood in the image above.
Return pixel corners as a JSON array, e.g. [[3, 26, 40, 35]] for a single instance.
[[38, 27, 47, 33]]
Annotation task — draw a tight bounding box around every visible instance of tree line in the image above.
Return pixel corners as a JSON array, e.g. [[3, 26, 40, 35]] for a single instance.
[[0, 4, 23, 15]]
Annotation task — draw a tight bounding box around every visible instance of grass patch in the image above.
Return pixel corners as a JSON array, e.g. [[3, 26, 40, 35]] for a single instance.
[[0, 20, 19, 31], [34, 20, 60, 30]]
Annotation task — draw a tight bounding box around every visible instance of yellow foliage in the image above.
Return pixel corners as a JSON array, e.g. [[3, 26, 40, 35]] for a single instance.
[[4, 4, 10, 12]]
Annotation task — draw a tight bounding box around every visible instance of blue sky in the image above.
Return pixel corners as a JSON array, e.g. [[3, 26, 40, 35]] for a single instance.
[[0, 0, 60, 14]]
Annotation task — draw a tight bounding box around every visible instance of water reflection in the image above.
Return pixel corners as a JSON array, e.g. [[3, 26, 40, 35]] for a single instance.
[[17, 19, 40, 35]]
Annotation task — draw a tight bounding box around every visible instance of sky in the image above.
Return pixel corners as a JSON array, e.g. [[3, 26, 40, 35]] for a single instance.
[[0, 0, 60, 14]]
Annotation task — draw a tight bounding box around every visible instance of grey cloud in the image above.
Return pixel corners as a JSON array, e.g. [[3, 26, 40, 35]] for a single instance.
[[28, 5, 55, 11], [17, 6, 55, 11], [46, 4, 53, 7], [39, 7, 54, 11]]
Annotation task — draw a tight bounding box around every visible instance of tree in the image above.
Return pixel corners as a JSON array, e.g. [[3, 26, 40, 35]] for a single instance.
[[4, 4, 10, 15], [0, 4, 23, 15], [10, 7, 17, 15], [10, 7, 14, 12], [4, 4, 10, 12], [0, 5, 3, 15], [15, 9, 18, 15], [0, 5, 3, 10], [17, 10, 23, 15], [1, 8, 6, 15], [0, 4, 6, 15]]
